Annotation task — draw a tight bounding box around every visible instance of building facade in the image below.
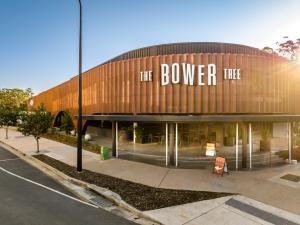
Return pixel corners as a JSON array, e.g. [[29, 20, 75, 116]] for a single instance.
[[32, 42, 300, 169]]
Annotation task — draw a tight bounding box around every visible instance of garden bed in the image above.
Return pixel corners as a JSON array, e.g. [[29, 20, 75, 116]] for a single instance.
[[34, 154, 233, 211], [276, 148, 300, 161], [42, 133, 102, 154]]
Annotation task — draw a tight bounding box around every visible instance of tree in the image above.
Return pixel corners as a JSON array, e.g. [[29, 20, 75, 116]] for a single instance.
[[276, 37, 300, 60], [262, 46, 275, 54], [0, 88, 33, 110], [60, 111, 74, 134], [17, 105, 53, 153], [0, 88, 33, 138], [0, 105, 18, 139]]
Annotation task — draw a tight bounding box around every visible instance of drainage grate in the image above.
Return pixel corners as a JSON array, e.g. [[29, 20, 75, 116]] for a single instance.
[[226, 198, 300, 225], [280, 174, 300, 182], [90, 196, 114, 208]]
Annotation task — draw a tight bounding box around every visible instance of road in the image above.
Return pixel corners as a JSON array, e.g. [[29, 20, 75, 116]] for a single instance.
[[0, 145, 136, 225]]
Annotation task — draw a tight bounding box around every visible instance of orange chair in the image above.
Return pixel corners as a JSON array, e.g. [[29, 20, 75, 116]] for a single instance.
[[213, 157, 226, 176]]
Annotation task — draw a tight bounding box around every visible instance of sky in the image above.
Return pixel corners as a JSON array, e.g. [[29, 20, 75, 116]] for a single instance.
[[0, 0, 299, 94]]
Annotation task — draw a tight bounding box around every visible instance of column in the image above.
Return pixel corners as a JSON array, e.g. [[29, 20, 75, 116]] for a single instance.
[[242, 123, 248, 169], [112, 121, 116, 157], [169, 123, 175, 166], [288, 122, 292, 163], [133, 122, 138, 143], [249, 123, 252, 169], [165, 123, 168, 166], [235, 123, 239, 170], [116, 122, 119, 158], [175, 123, 178, 167]]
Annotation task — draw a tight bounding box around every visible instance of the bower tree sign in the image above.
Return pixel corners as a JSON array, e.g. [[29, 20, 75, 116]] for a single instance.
[[140, 63, 241, 85], [161, 63, 217, 86]]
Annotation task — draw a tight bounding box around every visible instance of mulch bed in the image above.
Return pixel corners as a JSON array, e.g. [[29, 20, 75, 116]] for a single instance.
[[34, 154, 233, 211], [276, 148, 300, 161], [42, 133, 101, 154]]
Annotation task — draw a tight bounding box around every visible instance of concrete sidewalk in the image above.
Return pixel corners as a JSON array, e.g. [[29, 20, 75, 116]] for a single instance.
[[1, 128, 300, 217], [145, 195, 300, 225]]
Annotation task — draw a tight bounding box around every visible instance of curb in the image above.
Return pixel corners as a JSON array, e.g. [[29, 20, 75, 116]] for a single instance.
[[0, 140, 162, 225]]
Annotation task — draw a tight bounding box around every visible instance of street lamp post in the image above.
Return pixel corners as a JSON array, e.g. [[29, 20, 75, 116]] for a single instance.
[[77, 0, 83, 172]]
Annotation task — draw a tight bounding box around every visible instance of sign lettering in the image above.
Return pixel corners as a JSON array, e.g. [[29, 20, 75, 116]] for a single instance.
[[140, 63, 241, 85]]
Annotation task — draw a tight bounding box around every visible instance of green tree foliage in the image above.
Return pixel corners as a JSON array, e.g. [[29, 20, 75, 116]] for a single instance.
[[0, 106, 18, 139], [17, 105, 53, 153], [0, 88, 33, 139], [60, 111, 74, 134], [262, 46, 276, 55], [0, 88, 33, 110]]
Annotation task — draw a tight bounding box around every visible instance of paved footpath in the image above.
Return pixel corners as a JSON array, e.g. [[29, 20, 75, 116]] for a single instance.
[[1, 128, 300, 225], [0, 145, 136, 225], [145, 195, 300, 225]]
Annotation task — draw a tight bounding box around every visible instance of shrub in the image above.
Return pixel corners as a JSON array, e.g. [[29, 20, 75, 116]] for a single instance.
[[60, 111, 74, 134], [17, 105, 53, 153]]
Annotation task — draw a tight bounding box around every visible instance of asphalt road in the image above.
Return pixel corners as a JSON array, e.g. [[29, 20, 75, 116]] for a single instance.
[[0, 145, 137, 225]]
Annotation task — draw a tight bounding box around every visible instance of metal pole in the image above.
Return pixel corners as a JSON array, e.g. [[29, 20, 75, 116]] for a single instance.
[[77, 0, 83, 172], [288, 122, 292, 163], [175, 123, 178, 167], [116, 122, 119, 158], [249, 123, 252, 169], [112, 122, 116, 157], [165, 123, 168, 166], [235, 122, 239, 170], [133, 122, 137, 143]]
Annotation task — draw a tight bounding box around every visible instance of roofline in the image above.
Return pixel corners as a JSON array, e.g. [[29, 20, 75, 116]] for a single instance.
[[78, 41, 283, 80], [102, 41, 270, 64], [34, 42, 285, 97]]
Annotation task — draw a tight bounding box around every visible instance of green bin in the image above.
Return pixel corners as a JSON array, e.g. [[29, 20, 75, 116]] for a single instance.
[[100, 146, 110, 160]]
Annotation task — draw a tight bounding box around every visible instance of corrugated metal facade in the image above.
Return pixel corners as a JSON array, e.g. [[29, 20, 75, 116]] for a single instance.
[[32, 43, 300, 120]]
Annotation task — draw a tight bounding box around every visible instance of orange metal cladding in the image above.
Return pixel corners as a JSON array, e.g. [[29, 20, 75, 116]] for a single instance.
[[32, 53, 300, 120]]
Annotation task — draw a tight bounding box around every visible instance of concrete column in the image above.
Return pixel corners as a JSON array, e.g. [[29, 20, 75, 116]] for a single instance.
[[165, 123, 168, 166], [112, 121, 116, 157], [242, 123, 248, 169], [175, 123, 178, 167], [133, 122, 138, 143], [169, 123, 175, 166], [249, 123, 252, 169], [235, 123, 239, 170], [116, 122, 119, 158], [288, 122, 292, 163]]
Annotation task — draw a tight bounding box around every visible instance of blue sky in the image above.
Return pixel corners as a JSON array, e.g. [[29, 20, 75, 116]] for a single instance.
[[0, 0, 299, 94]]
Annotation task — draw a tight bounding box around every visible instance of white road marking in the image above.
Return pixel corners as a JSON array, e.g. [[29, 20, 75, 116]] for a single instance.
[[0, 158, 20, 162], [0, 166, 98, 208]]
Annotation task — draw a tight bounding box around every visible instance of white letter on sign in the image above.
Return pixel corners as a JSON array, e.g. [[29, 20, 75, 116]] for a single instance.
[[182, 63, 195, 85], [208, 64, 216, 85], [161, 64, 169, 85], [198, 65, 205, 86], [171, 63, 180, 84], [140, 72, 143, 81]]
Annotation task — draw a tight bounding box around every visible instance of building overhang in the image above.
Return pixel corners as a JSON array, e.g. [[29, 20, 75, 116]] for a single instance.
[[75, 114, 300, 123]]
